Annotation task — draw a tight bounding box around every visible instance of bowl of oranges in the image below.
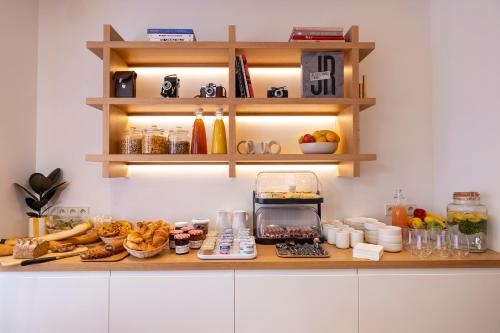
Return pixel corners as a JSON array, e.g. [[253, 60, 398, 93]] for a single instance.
[[298, 130, 340, 154]]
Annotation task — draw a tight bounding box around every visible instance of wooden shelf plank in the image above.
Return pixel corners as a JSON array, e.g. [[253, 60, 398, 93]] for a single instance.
[[85, 153, 376, 164], [86, 97, 375, 115], [86, 41, 375, 67]]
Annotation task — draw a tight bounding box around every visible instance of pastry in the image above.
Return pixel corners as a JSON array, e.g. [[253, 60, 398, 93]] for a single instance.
[[54, 242, 76, 253], [13, 239, 49, 259], [66, 231, 99, 245], [97, 220, 131, 238]]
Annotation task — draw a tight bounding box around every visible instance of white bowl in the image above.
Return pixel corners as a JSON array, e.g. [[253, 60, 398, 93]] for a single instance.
[[378, 226, 402, 236], [300, 142, 338, 154], [377, 235, 402, 243], [379, 242, 402, 253]]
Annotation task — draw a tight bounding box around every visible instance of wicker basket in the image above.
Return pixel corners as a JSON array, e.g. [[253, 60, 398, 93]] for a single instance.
[[100, 235, 127, 245], [124, 241, 168, 259]]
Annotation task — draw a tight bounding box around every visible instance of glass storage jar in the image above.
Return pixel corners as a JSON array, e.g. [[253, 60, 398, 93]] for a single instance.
[[169, 126, 190, 154], [142, 125, 167, 154], [120, 127, 142, 154], [447, 192, 487, 252]]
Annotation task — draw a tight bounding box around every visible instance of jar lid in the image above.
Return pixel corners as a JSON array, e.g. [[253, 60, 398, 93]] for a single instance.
[[174, 233, 190, 240], [188, 229, 204, 236], [174, 221, 189, 228], [170, 230, 183, 235], [181, 226, 194, 232], [453, 192, 480, 200], [192, 218, 210, 224]]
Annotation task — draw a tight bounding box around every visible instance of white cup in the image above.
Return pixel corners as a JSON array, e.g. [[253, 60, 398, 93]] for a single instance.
[[237, 140, 281, 155], [350, 230, 364, 248], [327, 227, 338, 245], [336, 230, 350, 249]]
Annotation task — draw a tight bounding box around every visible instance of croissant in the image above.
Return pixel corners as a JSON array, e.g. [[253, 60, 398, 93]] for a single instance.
[[152, 229, 168, 247]]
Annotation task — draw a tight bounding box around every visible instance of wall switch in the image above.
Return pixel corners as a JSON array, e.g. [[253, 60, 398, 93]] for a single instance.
[[384, 203, 417, 217]]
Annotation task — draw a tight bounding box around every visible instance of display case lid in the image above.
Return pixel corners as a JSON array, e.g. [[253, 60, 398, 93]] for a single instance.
[[255, 171, 321, 201]]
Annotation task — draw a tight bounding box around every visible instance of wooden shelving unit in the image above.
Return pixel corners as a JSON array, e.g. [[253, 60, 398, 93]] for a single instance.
[[85, 24, 376, 178]]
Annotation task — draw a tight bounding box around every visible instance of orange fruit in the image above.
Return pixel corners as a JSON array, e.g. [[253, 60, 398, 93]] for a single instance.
[[326, 132, 340, 143], [316, 136, 327, 142]]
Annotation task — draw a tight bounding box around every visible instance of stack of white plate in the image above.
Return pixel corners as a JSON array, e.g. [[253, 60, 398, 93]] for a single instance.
[[377, 226, 402, 252], [364, 221, 385, 244], [344, 217, 380, 231]]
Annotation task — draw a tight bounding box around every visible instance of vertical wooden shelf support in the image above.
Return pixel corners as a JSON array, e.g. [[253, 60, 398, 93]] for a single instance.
[[338, 26, 361, 177], [227, 25, 237, 177]]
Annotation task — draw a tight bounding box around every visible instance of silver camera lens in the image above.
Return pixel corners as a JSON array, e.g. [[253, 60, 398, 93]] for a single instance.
[[206, 87, 215, 95], [274, 89, 284, 98], [163, 81, 172, 90]]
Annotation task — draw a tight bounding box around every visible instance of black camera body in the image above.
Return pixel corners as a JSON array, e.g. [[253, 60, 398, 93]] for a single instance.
[[161, 74, 179, 98], [267, 86, 288, 98], [200, 83, 226, 98]]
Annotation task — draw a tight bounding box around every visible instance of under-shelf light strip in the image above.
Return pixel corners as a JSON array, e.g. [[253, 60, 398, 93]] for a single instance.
[[128, 164, 337, 174]]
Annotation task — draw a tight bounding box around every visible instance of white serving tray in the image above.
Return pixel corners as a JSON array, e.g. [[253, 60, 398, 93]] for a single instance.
[[197, 245, 257, 260]]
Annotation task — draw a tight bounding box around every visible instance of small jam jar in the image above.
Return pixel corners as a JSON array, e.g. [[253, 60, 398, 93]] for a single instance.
[[174, 233, 190, 255], [174, 222, 189, 230], [169, 230, 183, 249], [181, 226, 194, 234], [188, 229, 204, 249]]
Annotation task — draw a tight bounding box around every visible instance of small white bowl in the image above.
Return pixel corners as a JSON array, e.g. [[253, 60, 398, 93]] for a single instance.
[[300, 142, 338, 154], [377, 235, 402, 244], [379, 242, 402, 253]]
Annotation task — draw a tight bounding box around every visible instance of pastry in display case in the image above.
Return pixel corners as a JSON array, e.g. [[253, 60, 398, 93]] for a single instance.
[[254, 171, 323, 204]]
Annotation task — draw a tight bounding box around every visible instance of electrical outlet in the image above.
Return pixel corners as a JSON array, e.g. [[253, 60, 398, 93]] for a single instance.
[[384, 203, 417, 217], [50, 206, 90, 218]]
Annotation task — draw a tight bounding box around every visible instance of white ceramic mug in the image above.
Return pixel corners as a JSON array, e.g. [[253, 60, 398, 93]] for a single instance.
[[237, 140, 281, 154], [350, 230, 364, 248], [232, 210, 248, 231], [336, 230, 350, 249]]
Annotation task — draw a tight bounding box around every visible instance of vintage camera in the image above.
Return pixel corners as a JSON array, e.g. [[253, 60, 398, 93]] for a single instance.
[[200, 83, 226, 98], [160, 74, 179, 98], [267, 86, 288, 98]]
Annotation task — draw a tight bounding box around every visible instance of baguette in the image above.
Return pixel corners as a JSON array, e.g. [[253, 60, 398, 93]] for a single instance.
[[38, 222, 93, 242], [66, 231, 99, 245]]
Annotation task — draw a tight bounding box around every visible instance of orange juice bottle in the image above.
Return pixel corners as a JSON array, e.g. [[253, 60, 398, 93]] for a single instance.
[[392, 189, 409, 228], [211, 106, 227, 154], [191, 107, 207, 154]]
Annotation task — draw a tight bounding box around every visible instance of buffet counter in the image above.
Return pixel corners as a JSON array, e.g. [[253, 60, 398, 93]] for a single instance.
[[1, 244, 500, 272]]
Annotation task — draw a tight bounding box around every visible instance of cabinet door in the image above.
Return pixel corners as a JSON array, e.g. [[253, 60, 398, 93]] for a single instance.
[[235, 270, 358, 333], [110, 270, 234, 333], [359, 268, 500, 333], [0, 272, 109, 333]]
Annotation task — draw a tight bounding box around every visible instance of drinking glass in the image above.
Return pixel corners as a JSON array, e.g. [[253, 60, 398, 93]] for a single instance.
[[402, 228, 416, 253], [451, 232, 470, 257], [432, 229, 452, 257], [412, 229, 432, 258]]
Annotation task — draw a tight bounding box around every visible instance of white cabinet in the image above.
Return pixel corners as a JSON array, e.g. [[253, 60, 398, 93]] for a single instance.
[[359, 268, 500, 333], [0, 272, 109, 333], [109, 270, 234, 333], [235, 270, 358, 333]]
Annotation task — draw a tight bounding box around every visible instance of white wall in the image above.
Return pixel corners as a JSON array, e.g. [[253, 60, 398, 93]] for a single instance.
[[430, 0, 500, 251], [0, 0, 38, 237], [33, 0, 434, 228]]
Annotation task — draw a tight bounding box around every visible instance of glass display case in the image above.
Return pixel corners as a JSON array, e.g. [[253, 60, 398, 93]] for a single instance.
[[252, 171, 324, 244]]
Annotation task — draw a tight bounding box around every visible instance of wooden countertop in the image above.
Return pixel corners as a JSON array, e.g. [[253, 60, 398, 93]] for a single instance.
[[1, 244, 500, 272]]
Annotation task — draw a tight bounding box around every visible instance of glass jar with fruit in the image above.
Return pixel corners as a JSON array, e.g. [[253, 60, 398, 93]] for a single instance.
[[447, 192, 487, 252]]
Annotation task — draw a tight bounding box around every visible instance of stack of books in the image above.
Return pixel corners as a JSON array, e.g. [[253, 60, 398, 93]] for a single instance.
[[289, 26, 344, 41], [147, 29, 196, 42], [235, 54, 254, 98]]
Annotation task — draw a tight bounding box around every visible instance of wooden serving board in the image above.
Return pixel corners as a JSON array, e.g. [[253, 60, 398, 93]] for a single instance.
[[0, 246, 88, 267], [81, 251, 129, 262]]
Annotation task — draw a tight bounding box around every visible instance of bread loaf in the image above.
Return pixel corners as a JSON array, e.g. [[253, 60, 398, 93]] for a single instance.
[[13, 239, 49, 259]]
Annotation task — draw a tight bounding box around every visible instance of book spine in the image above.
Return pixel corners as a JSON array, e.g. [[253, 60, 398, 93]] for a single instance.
[[147, 29, 194, 34], [235, 57, 247, 98], [241, 54, 254, 98], [292, 31, 344, 36], [291, 35, 345, 40], [292, 26, 343, 32], [148, 33, 195, 38], [238, 55, 250, 97]]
